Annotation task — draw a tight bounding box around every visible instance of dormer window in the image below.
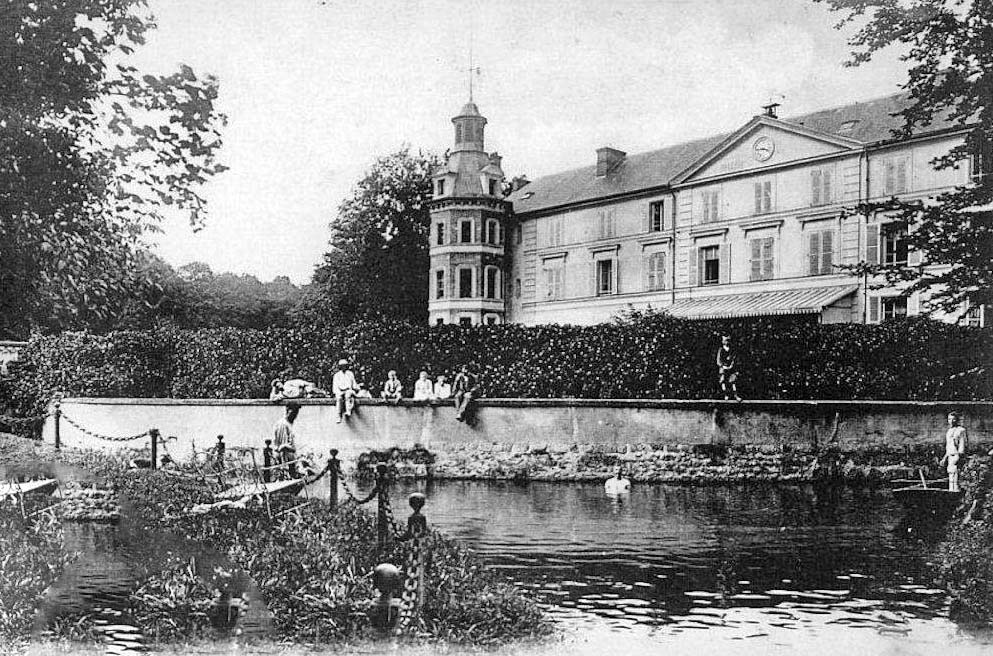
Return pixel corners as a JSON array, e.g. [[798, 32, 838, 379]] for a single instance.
[[837, 120, 859, 135], [436, 179, 445, 196], [488, 179, 498, 196]]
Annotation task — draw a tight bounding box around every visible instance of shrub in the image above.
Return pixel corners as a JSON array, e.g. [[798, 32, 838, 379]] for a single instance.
[[1, 314, 990, 432]]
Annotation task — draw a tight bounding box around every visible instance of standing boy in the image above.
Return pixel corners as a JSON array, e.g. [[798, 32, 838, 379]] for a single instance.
[[941, 411, 968, 492], [716, 335, 741, 401], [273, 403, 301, 478]]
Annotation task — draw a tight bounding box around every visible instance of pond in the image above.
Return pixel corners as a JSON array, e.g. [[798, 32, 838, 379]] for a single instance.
[[308, 477, 993, 656]]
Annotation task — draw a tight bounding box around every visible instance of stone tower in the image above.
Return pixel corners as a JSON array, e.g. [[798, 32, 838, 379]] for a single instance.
[[427, 100, 509, 326]]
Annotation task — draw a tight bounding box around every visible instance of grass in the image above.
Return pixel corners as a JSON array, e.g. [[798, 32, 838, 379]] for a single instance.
[[0, 434, 551, 650]]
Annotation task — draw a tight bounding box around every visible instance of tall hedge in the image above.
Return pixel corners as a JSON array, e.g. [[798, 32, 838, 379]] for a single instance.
[[1, 314, 990, 422]]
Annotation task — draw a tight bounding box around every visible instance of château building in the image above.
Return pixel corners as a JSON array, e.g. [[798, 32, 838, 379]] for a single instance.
[[427, 93, 986, 327]]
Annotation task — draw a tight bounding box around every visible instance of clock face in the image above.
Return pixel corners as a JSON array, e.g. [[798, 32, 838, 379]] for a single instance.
[[753, 137, 775, 162]]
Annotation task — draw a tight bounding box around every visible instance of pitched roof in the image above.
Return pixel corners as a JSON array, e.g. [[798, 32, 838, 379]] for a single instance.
[[508, 92, 962, 214]]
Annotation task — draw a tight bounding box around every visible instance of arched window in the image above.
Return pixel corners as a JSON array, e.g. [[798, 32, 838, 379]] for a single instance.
[[485, 266, 501, 300], [647, 252, 666, 291]]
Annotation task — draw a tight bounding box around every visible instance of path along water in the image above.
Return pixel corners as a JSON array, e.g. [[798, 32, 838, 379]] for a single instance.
[[306, 477, 993, 656]]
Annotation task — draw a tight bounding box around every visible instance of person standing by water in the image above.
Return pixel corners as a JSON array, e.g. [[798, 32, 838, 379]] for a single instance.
[[716, 335, 741, 401], [273, 403, 301, 479], [940, 411, 968, 492], [452, 364, 479, 422], [332, 358, 359, 424]]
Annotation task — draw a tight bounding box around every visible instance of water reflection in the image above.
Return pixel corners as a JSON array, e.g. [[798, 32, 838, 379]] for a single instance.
[[307, 477, 993, 653]]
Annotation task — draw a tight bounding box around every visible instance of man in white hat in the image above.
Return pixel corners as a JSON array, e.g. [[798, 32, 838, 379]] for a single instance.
[[332, 358, 359, 424]]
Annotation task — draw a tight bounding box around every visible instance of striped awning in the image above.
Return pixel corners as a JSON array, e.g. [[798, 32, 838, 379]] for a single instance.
[[668, 285, 858, 320]]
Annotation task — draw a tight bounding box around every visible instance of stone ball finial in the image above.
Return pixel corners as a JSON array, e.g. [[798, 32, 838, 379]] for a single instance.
[[372, 563, 401, 594], [408, 492, 426, 512]]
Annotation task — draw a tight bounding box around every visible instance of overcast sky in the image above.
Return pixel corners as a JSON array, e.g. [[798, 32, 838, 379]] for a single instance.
[[141, 0, 910, 283]]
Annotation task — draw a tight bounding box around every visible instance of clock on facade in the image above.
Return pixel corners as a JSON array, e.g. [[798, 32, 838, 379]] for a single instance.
[[752, 137, 775, 162]]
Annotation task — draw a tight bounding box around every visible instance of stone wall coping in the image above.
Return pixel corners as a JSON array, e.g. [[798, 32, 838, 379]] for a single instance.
[[56, 397, 993, 410]]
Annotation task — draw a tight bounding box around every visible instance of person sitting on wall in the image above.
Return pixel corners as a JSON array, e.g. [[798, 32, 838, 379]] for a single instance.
[[269, 379, 284, 401], [277, 371, 328, 400], [273, 403, 301, 478], [381, 370, 403, 404], [604, 466, 631, 495], [355, 382, 373, 399], [413, 371, 434, 401], [433, 374, 452, 401], [940, 411, 968, 492], [717, 335, 742, 401], [332, 359, 360, 424], [452, 364, 480, 422]]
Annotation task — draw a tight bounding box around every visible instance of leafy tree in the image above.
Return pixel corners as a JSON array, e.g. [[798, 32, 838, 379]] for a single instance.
[[295, 148, 439, 325], [817, 0, 993, 315], [0, 0, 227, 338]]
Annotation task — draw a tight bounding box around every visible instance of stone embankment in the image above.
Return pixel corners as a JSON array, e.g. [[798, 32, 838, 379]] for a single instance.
[[361, 442, 942, 485]]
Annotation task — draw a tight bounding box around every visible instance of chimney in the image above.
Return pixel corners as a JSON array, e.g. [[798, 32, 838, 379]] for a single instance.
[[489, 152, 502, 168], [596, 147, 626, 177], [761, 102, 780, 118]]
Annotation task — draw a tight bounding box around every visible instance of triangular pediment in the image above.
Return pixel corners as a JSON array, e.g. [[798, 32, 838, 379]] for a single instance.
[[675, 117, 861, 183]]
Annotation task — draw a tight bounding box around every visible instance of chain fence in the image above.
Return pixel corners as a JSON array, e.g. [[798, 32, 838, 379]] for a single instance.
[[58, 412, 150, 443]]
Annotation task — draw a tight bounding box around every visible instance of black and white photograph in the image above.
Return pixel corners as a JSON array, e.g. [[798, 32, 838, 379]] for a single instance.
[[1, 1, 991, 654]]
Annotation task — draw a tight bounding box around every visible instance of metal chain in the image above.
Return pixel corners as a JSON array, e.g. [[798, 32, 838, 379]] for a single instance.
[[380, 492, 407, 538], [338, 471, 379, 505], [60, 412, 149, 442], [0, 412, 49, 428], [393, 535, 423, 637]]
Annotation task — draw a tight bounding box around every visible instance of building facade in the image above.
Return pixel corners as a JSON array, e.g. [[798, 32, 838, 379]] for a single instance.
[[428, 94, 985, 326]]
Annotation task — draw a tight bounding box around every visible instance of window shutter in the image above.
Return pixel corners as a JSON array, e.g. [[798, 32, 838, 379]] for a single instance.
[[763, 237, 774, 279], [896, 159, 908, 193], [908, 292, 920, 316], [754, 183, 761, 214], [808, 232, 820, 275], [689, 247, 699, 287], [750, 238, 762, 281], [865, 223, 880, 264], [811, 170, 820, 206], [884, 161, 895, 195], [868, 296, 880, 324], [908, 243, 922, 266], [824, 170, 832, 203], [821, 231, 834, 273], [719, 244, 730, 284]]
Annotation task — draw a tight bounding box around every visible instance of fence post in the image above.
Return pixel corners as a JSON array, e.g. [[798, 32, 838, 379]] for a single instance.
[[262, 440, 273, 483], [53, 401, 61, 450], [408, 493, 427, 611], [328, 448, 340, 509], [376, 463, 389, 550], [149, 428, 159, 470]]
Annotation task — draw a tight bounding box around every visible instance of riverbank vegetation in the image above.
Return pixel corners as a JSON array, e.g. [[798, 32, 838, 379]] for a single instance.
[[936, 454, 993, 626], [2, 315, 989, 431], [0, 437, 551, 649]]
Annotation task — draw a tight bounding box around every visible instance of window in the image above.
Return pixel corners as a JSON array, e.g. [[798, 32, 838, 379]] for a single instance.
[[457, 267, 473, 298], [646, 252, 665, 291], [543, 260, 564, 300], [749, 237, 775, 281], [595, 259, 614, 295], [485, 315, 498, 325], [455, 123, 463, 143], [514, 278, 521, 298], [883, 224, 909, 266], [701, 245, 720, 285], [964, 303, 985, 327], [753, 180, 772, 215], [485, 266, 500, 299], [649, 201, 665, 232], [548, 216, 563, 246], [435, 269, 445, 299], [868, 296, 908, 323], [811, 168, 833, 206], [807, 230, 834, 276], [882, 296, 908, 320], [488, 179, 498, 196], [702, 190, 720, 222], [516, 225, 523, 244], [437, 179, 445, 195], [459, 219, 473, 243], [486, 219, 500, 245], [436, 222, 445, 246], [972, 138, 993, 184], [882, 157, 909, 195], [435, 318, 444, 326], [598, 209, 615, 239], [459, 316, 472, 327]]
